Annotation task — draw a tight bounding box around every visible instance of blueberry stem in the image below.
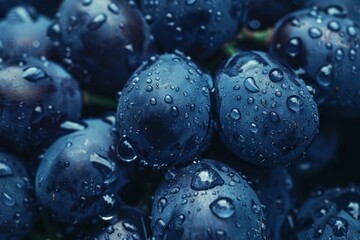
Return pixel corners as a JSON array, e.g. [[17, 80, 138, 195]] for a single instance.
[[83, 91, 117, 109], [237, 27, 273, 45]]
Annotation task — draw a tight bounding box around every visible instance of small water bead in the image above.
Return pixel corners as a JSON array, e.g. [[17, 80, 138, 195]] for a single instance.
[[158, 198, 167, 213], [347, 26, 357, 37], [270, 112, 280, 123], [290, 17, 301, 27], [316, 64, 333, 87], [82, 0, 92, 6], [335, 49, 345, 61], [287, 96, 302, 112], [328, 20, 340, 32], [170, 106, 179, 117], [210, 197, 235, 219], [286, 37, 301, 57], [164, 95, 173, 104], [308, 27, 322, 39], [0, 162, 13, 177], [154, 219, 166, 236], [88, 13, 107, 30], [1, 192, 15, 206], [22, 66, 47, 82], [150, 98, 157, 106], [186, 0, 196, 5], [244, 77, 260, 93], [191, 167, 224, 190], [249, 123, 259, 134], [229, 108, 241, 120], [269, 68, 284, 82], [117, 139, 137, 162], [108, 2, 120, 14]]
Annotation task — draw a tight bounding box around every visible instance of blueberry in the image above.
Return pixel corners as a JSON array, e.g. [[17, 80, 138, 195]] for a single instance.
[[0, 5, 55, 60], [270, 8, 360, 117], [0, 57, 82, 154], [78, 206, 150, 240], [0, 149, 36, 239], [49, 0, 156, 95], [116, 52, 213, 169], [140, 0, 248, 59], [294, 186, 360, 239], [214, 50, 319, 167], [151, 159, 268, 240], [248, 0, 304, 30], [35, 118, 132, 224]]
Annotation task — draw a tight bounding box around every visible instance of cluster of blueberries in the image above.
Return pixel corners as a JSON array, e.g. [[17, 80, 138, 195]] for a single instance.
[[0, 0, 360, 239]]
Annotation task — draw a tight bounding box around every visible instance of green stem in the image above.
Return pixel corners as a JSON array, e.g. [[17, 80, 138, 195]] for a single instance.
[[237, 27, 273, 46], [83, 91, 117, 109]]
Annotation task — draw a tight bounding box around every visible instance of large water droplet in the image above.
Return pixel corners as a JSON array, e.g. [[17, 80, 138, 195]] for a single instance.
[[210, 197, 235, 219], [164, 95, 173, 104], [1, 192, 15, 206], [108, 2, 120, 14], [287, 96, 302, 112], [96, 193, 118, 221], [88, 13, 107, 30], [191, 166, 224, 190], [158, 198, 167, 213], [229, 108, 241, 120], [90, 154, 118, 185], [316, 64, 333, 87], [22, 66, 47, 82], [286, 37, 301, 57], [117, 139, 137, 162], [244, 77, 260, 93], [308, 27, 322, 39], [328, 20, 340, 32], [0, 163, 13, 177], [154, 219, 166, 236], [269, 68, 284, 82]]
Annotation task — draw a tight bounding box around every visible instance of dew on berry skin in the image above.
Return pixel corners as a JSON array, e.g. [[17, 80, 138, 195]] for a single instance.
[[269, 68, 284, 82], [96, 193, 118, 221], [308, 27, 322, 39], [328, 20, 340, 32], [1, 192, 16, 206], [158, 197, 167, 213], [0, 163, 13, 177], [154, 218, 166, 236], [190, 167, 224, 190], [82, 0, 92, 6], [22, 66, 47, 82], [90, 153, 118, 185], [287, 96, 302, 112], [210, 197, 235, 219], [229, 108, 241, 120], [286, 37, 301, 57], [316, 64, 333, 87], [60, 121, 86, 131], [244, 77, 260, 93], [117, 139, 137, 163], [88, 13, 107, 30]]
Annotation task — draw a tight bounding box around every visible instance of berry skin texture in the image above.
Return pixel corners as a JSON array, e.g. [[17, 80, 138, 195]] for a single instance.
[[35, 118, 131, 224], [78, 206, 150, 240], [151, 159, 267, 240], [140, 0, 248, 59], [0, 150, 36, 239], [294, 186, 360, 239], [0, 5, 55, 60], [48, 0, 155, 95], [0, 57, 82, 154], [270, 8, 360, 117], [116, 52, 213, 169], [214, 50, 319, 167]]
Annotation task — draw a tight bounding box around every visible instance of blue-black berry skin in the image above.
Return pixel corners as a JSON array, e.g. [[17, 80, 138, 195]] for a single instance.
[[116, 52, 213, 169], [78, 206, 150, 240], [48, 0, 156, 95], [270, 8, 360, 117], [214, 50, 319, 167], [0, 57, 82, 154], [140, 0, 249, 59], [0, 150, 36, 240], [294, 186, 360, 239], [0, 5, 55, 60], [35, 118, 131, 224], [151, 159, 268, 240]]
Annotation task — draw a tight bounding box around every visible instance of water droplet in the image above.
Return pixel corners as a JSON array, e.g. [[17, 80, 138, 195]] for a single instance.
[[249, 123, 258, 134], [88, 13, 107, 30], [108, 3, 120, 14], [210, 197, 235, 219], [316, 64, 333, 87], [0, 163, 13, 177], [347, 26, 357, 37], [328, 20, 340, 32], [244, 77, 260, 93], [60, 121, 86, 131], [90, 154, 118, 185], [63, 161, 70, 167], [251, 202, 261, 214], [270, 112, 280, 123], [117, 139, 137, 162], [171, 106, 179, 117], [82, 0, 92, 6], [30, 106, 44, 124], [287, 96, 302, 112], [286, 37, 301, 57], [290, 17, 300, 27], [191, 166, 224, 190], [349, 48, 357, 60], [96, 193, 118, 221], [154, 219, 166, 236], [269, 68, 284, 82], [150, 97, 157, 106], [1, 192, 15, 206], [123, 221, 138, 232], [164, 95, 173, 104], [308, 27, 322, 39], [229, 108, 241, 120], [158, 198, 167, 213], [335, 49, 344, 61], [186, 0, 196, 5], [174, 214, 185, 225], [22, 66, 47, 82]]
